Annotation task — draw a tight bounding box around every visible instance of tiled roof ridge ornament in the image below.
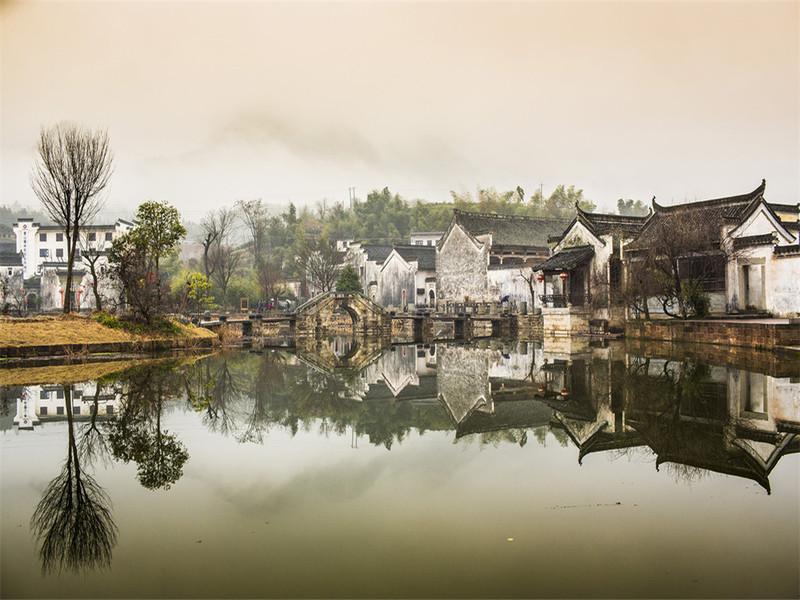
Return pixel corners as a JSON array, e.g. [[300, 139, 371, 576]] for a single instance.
[[651, 180, 766, 213]]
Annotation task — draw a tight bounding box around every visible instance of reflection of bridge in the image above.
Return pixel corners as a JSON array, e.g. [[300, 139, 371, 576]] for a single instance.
[[295, 336, 390, 373]]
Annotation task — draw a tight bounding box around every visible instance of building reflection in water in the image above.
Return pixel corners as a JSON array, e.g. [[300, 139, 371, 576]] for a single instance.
[[6, 340, 798, 577], [434, 339, 799, 494]]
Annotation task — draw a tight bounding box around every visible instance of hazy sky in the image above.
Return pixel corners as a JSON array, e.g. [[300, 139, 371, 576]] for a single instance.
[[2, 1, 798, 221]]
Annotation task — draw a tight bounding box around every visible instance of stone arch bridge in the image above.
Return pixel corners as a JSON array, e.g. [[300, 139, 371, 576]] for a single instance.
[[294, 292, 391, 338]]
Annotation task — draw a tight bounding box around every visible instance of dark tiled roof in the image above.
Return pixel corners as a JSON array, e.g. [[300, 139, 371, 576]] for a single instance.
[[453, 210, 571, 248], [393, 245, 436, 270], [733, 233, 777, 249], [576, 208, 648, 236], [361, 244, 393, 263], [768, 202, 799, 214], [0, 252, 22, 266], [533, 245, 594, 271], [626, 180, 767, 252], [774, 244, 800, 257]]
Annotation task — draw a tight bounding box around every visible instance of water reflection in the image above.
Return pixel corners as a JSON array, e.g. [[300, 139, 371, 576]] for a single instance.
[[30, 385, 117, 574], [7, 340, 799, 578], [107, 363, 190, 490]]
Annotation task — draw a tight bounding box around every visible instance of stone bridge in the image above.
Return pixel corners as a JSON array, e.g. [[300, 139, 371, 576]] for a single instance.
[[294, 292, 391, 338]]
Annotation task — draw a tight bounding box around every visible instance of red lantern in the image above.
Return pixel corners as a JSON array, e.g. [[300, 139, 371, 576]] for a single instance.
[[559, 272, 568, 281], [536, 273, 544, 281]]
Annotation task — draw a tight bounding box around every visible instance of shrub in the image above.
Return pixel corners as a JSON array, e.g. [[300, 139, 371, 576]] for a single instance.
[[683, 283, 711, 318]]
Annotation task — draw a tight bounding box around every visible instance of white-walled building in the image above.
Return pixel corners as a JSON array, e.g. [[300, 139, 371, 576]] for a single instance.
[[9, 218, 133, 311]]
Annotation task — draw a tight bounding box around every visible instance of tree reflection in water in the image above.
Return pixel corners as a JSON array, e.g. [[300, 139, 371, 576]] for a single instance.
[[107, 363, 189, 490], [30, 385, 117, 574]]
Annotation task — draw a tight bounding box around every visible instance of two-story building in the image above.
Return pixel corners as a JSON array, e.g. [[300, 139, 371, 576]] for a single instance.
[[10, 218, 133, 310]]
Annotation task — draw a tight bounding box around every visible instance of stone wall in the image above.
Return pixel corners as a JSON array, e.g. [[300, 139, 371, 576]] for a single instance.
[[541, 307, 590, 336], [626, 319, 800, 352], [516, 314, 543, 338]]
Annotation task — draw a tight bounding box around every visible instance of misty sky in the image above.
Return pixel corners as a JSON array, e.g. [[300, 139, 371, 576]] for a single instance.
[[2, 2, 797, 222]]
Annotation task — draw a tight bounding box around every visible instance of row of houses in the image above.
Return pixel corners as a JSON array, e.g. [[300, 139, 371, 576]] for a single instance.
[[1, 218, 133, 311], [3, 180, 798, 322], [343, 180, 799, 325]]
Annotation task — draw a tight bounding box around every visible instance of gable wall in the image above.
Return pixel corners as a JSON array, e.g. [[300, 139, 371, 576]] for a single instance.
[[377, 254, 415, 309], [735, 206, 793, 242], [436, 225, 489, 302]]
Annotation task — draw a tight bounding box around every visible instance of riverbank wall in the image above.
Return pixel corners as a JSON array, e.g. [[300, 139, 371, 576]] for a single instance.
[[625, 318, 800, 356]]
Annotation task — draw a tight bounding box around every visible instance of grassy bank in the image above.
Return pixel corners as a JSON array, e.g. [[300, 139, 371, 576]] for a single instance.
[[0, 312, 218, 359]]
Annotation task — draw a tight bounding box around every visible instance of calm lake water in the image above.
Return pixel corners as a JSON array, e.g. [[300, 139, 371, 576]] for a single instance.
[[1, 338, 798, 599]]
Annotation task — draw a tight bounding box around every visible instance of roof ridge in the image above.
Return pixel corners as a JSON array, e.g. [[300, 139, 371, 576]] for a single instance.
[[453, 208, 570, 222], [652, 180, 765, 213]]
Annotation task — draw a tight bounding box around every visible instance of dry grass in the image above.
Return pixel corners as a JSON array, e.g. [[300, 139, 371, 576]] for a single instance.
[[0, 313, 217, 349]]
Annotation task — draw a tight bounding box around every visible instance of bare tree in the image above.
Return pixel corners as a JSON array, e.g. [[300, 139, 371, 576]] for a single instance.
[[235, 198, 268, 265], [625, 206, 734, 319], [80, 231, 110, 311], [200, 207, 236, 280], [297, 236, 344, 294], [209, 243, 242, 309], [31, 386, 117, 574], [257, 254, 284, 305], [30, 124, 113, 313]]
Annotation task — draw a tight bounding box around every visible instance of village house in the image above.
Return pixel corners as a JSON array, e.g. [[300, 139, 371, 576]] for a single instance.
[[409, 231, 443, 247], [532, 208, 648, 333], [624, 180, 799, 318], [435, 209, 570, 310], [9, 217, 133, 311], [343, 241, 436, 311]]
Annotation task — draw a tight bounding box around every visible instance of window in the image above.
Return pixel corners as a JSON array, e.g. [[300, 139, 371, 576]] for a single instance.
[[679, 255, 726, 292], [39, 407, 48, 416], [40, 233, 47, 242], [39, 249, 48, 258], [88, 232, 96, 241], [105, 232, 113, 241], [427, 240, 433, 246], [56, 233, 63, 242], [415, 240, 423, 245], [40, 390, 49, 399], [73, 406, 80, 415], [56, 248, 64, 258], [106, 405, 114, 415], [56, 406, 64, 415], [56, 389, 63, 399], [74, 249, 81, 259]]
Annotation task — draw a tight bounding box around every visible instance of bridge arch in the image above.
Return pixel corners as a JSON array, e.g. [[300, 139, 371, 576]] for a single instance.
[[294, 292, 391, 338]]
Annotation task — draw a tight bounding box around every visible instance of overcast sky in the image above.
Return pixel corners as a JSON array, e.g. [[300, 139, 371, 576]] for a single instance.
[[2, 1, 797, 222]]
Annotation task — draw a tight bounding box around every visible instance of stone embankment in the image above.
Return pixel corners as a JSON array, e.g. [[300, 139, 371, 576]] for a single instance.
[[626, 318, 800, 358]]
